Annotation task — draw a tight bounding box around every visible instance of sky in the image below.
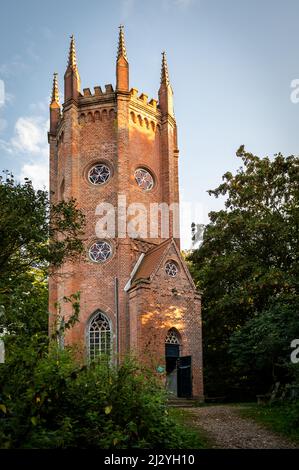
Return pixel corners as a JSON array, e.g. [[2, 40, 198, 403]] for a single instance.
[[0, 0, 299, 248]]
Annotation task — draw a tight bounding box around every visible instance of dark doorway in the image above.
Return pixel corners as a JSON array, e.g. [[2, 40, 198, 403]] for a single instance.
[[165, 343, 179, 359], [165, 344, 179, 396], [177, 356, 192, 398], [165, 329, 192, 398]]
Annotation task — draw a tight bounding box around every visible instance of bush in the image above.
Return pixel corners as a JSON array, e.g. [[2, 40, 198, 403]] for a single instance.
[[0, 345, 190, 449]]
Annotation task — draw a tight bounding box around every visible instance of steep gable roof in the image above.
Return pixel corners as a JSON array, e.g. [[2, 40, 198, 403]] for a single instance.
[[130, 238, 196, 289]]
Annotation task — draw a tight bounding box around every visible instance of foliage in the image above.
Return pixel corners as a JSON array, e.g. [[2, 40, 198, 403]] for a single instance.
[[229, 298, 299, 387], [0, 172, 85, 282], [0, 172, 85, 342], [188, 147, 299, 397], [0, 347, 199, 449]]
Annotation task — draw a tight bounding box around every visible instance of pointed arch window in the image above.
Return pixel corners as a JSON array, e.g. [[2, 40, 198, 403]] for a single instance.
[[88, 310, 112, 360], [165, 328, 181, 345]]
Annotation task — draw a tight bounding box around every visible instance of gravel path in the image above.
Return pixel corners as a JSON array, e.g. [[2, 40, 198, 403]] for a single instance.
[[183, 405, 298, 449]]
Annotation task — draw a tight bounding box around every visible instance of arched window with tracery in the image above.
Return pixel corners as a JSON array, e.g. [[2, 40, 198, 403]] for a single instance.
[[88, 310, 112, 360], [165, 328, 181, 345]]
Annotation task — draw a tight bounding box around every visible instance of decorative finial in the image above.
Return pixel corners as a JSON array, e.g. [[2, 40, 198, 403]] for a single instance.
[[117, 25, 128, 61], [68, 34, 77, 68], [160, 51, 170, 86], [51, 72, 60, 105]]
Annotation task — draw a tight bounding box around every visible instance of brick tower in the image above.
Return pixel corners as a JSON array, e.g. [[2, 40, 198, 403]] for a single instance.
[[48, 28, 203, 399]]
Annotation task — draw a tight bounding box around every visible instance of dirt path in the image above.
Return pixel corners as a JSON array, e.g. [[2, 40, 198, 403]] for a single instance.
[[183, 405, 298, 449]]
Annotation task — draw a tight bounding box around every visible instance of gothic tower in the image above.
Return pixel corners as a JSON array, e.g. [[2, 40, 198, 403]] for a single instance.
[[48, 28, 203, 399]]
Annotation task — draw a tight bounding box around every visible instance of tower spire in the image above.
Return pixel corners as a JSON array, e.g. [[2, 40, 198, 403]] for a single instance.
[[64, 34, 81, 103], [68, 34, 77, 68], [158, 51, 173, 116], [117, 25, 128, 61], [49, 72, 61, 134], [116, 25, 129, 92], [160, 51, 170, 86], [51, 72, 60, 106]]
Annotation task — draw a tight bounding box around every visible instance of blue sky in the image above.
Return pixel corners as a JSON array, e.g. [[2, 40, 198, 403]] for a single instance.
[[0, 0, 299, 247]]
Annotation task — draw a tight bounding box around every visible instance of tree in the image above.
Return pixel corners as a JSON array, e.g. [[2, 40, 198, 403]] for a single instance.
[[0, 172, 85, 343], [0, 173, 85, 284], [229, 297, 299, 388], [188, 147, 299, 397]]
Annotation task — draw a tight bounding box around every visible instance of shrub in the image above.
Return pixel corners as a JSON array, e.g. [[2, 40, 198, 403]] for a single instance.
[[0, 345, 189, 449]]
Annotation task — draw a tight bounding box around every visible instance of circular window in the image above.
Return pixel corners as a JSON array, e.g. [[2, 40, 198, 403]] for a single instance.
[[134, 168, 154, 191], [88, 163, 111, 185], [89, 241, 112, 263], [165, 261, 178, 277]]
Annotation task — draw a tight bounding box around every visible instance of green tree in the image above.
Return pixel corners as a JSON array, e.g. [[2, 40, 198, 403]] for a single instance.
[[229, 297, 299, 388], [0, 172, 85, 344], [188, 147, 299, 397], [0, 172, 85, 285]]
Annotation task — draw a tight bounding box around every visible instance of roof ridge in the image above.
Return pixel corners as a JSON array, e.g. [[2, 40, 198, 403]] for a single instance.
[[143, 238, 172, 257]]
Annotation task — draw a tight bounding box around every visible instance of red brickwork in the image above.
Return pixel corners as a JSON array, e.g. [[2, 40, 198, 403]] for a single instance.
[[128, 241, 203, 397], [48, 31, 204, 399]]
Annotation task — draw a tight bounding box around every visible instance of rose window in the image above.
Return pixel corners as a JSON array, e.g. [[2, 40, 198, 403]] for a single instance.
[[134, 168, 154, 191], [89, 241, 112, 263], [165, 261, 178, 277], [88, 164, 111, 185]]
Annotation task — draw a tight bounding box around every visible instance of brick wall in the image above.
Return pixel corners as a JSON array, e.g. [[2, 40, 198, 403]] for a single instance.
[[48, 59, 203, 399], [128, 243, 204, 398]]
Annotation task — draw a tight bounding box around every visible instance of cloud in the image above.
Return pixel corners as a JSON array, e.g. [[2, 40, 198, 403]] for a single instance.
[[14, 116, 49, 189], [9, 116, 49, 156], [0, 115, 49, 190], [19, 161, 48, 189]]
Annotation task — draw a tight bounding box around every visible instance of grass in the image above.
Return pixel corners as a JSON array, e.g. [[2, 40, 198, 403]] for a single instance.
[[238, 402, 299, 444], [169, 401, 299, 448], [169, 408, 214, 449]]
